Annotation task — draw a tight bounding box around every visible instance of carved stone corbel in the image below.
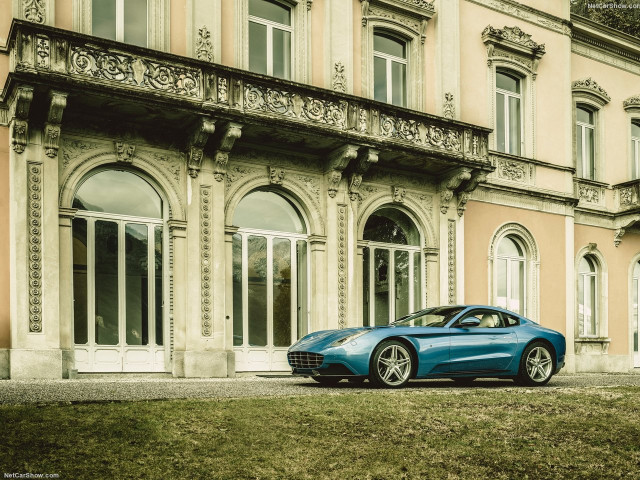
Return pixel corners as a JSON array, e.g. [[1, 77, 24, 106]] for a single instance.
[[212, 122, 242, 181], [326, 144, 359, 198], [10, 86, 34, 154], [43, 91, 68, 158], [360, 0, 369, 26], [457, 170, 488, 217], [348, 147, 378, 201], [187, 118, 216, 178], [115, 141, 135, 163], [613, 215, 640, 247], [439, 167, 471, 214]]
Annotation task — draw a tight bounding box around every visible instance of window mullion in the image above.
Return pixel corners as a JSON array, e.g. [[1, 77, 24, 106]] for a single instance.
[[267, 25, 273, 76], [116, 0, 124, 43], [386, 58, 392, 104]]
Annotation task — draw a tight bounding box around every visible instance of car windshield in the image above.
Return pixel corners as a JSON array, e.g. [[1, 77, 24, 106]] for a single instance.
[[392, 306, 466, 328]]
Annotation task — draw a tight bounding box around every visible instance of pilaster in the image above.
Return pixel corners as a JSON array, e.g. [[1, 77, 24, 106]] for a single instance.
[[58, 207, 77, 378], [435, 0, 460, 119], [309, 235, 327, 332], [326, 0, 354, 94]]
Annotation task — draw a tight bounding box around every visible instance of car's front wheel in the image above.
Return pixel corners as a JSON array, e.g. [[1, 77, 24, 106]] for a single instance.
[[369, 340, 413, 388], [516, 342, 554, 386]]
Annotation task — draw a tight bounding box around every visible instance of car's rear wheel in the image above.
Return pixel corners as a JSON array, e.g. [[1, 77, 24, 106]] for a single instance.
[[516, 342, 554, 386], [312, 376, 342, 386], [369, 340, 413, 388]]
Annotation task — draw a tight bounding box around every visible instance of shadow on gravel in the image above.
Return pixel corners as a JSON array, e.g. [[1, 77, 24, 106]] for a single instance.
[[296, 378, 522, 390]]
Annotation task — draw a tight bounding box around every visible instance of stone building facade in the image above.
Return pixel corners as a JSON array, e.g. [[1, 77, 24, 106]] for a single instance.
[[0, 0, 639, 378]]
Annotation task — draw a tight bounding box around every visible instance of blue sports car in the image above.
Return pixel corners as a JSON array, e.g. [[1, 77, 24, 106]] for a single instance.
[[287, 305, 566, 388]]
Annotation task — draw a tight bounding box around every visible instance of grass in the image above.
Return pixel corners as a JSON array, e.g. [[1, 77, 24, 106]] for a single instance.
[[1, 386, 640, 479]]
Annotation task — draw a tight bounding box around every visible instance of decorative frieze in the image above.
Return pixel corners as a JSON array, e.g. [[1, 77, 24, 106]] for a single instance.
[[70, 46, 201, 99], [27, 161, 43, 333], [575, 180, 605, 208], [571, 77, 611, 105], [195, 26, 214, 63], [482, 24, 546, 77], [61, 138, 102, 168], [337, 204, 347, 329], [623, 95, 640, 111], [200, 185, 213, 337]]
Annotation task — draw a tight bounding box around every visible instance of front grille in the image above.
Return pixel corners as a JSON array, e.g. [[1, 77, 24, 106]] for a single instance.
[[288, 351, 324, 369]]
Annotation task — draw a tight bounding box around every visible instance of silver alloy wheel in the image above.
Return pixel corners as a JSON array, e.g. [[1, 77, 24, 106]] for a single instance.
[[376, 343, 412, 386], [525, 346, 553, 382]]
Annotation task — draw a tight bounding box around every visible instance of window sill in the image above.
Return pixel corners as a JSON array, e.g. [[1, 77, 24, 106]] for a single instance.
[[574, 337, 610, 355]]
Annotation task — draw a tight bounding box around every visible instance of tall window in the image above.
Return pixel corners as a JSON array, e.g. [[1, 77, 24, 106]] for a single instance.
[[92, 0, 148, 47], [632, 121, 640, 180], [495, 71, 522, 155], [496, 236, 525, 315], [363, 208, 421, 326], [578, 256, 597, 337], [249, 0, 292, 79], [633, 262, 640, 367], [373, 32, 407, 107], [577, 105, 596, 180]]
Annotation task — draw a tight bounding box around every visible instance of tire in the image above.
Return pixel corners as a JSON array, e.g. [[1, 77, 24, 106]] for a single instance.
[[451, 377, 476, 386], [369, 340, 413, 388], [312, 376, 342, 386], [515, 342, 555, 386]]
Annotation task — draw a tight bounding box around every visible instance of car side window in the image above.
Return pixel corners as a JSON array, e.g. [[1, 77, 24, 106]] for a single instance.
[[504, 314, 520, 327], [459, 311, 504, 328]]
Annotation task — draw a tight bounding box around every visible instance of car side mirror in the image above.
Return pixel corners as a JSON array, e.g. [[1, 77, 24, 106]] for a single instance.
[[458, 318, 480, 328]]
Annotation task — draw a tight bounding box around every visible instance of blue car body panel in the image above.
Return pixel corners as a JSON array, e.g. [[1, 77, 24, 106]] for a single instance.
[[287, 305, 566, 381]]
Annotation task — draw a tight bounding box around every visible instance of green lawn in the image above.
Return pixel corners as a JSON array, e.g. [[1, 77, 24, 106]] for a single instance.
[[1, 386, 639, 479]]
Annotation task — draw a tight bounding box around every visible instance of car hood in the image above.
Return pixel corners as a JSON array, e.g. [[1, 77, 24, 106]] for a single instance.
[[290, 327, 373, 350]]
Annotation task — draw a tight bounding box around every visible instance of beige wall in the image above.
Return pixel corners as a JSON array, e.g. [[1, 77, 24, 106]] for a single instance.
[[171, 0, 187, 56], [0, 127, 9, 349], [56, 0, 72, 30], [464, 200, 567, 334], [516, 0, 568, 19], [221, 0, 234, 67], [574, 224, 639, 355]]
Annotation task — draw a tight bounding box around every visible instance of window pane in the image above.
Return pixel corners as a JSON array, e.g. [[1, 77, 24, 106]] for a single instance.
[[363, 208, 420, 246], [577, 106, 593, 125], [234, 190, 306, 233], [249, 21, 268, 75], [249, 0, 290, 25], [374, 249, 390, 326], [374, 56, 387, 103], [95, 221, 119, 345], [496, 72, 519, 93], [496, 92, 506, 153], [585, 127, 595, 180], [296, 241, 308, 339], [632, 122, 640, 139], [124, 0, 147, 47], [92, 0, 117, 41], [632, 139, 639, 180], [248, 236, 267, 347], [272, 238, 291, 347], [510, 260, 523, 314], [395, 250, 409, 319], [374, 33, 405, 58], [509, 96, 521, 155], [413, 252, 421, 312], [272, 28, 291, 80], [498, 237, 522, 257], [232, 234, 243, 347], [391, 61, 406, 107], [125, 223, 149, 346], [578, 274, 585, 334], [73, 218, 88, 345], [154, 226, 163, 346], [363, 247, 370, 327], [497, 259, 507, 309], [589, 275, 596, 335], [73, 170, 162, 219], [634, 277, 638, 353], [577, 126, 583, 177]]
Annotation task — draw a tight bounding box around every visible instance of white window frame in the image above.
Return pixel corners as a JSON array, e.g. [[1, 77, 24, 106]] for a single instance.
[[577, 256, 598, 337], [632, 121, 640, 180], [495, 236, 526, 316], [73, 0, 170, 51], [248, 1, 294, 78], [236, 0, 310, 83], [576, 104, 596, 181], [574, 246, 608, 342], [373, 33, 408, 107], [495, 71, 523, 156]]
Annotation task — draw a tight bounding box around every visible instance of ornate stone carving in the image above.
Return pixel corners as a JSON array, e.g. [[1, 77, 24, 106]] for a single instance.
[[482, 25, 545, 77], [457, 171, 488, 217], [623, 95, 640, 110], [614, 228, 625, 248], [439, 168, 471, 214], [620, 187, 634, 206], [482, 25, 545, 52], [578, 184, 600, 204], [61, 138, 102, 168], [572, 78, 611, 105], [269, 166, 285, 185], [195, 26, 214, 63], [245, 84, 295, 117], [70, 46, 201, 98], [10, 86, 34, 154], [225, 165, 258, 193], [300, 97, 348, 128], [36, 35, 50, 68], [443, 92, 455, 119], [200, 185, 213, 336], [358, 108, 368, 133], [43, 91, 67, 158], [218, 77, 228, 103], [448, 220, 456, 305], [293, 175, 321, 204], [147, 152, 182, 183], [28, 161, 43, 333], [393, 186, 406, 203], [332, 62, 346, 93], [187, 118, 216, 178], [337, 204, 347, 329], [348, 148, 378, 201], [326, 145, 359, 198], [497, 159, 525, 182], [23, 0, 45, 24], [115, 141, 135, 163], [213, 123, 242, 181]]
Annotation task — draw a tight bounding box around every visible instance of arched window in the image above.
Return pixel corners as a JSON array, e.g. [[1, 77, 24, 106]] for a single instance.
[[577, 104, 596, 180], [496, 235, 525, 315], [363, 207, 422, 326], [249, 0, 292, 79], [495, 70, 522, 156], [632, 121, 640, 180], [578, 256, 598, 337], [232, 189, 309, 371], [373, 32, 407, 107], [72, 169, 165, 373]]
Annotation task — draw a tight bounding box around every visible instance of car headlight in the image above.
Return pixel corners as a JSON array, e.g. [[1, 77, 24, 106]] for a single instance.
[[330, 330, 370, 347]]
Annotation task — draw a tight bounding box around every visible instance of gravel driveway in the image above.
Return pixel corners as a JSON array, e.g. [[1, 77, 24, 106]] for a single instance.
[[1, 373, 639, 405]]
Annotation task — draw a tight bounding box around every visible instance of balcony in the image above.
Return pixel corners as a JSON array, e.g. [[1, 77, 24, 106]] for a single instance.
[[2, 20, 492, 180]]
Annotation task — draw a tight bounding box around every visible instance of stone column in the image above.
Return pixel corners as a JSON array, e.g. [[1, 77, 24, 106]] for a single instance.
[[58, 207, 77, 378], [309, 235, 327, 332], [169, 219, 187, 377]]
